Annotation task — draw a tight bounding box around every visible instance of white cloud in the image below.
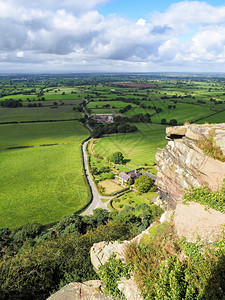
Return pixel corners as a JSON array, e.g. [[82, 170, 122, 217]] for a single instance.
[[136, 18, 146, 26], [16, 51, 24, 58], [1, 1, 225, 72]]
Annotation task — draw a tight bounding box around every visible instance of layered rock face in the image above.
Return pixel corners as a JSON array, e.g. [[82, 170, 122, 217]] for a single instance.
[[155, 123, 225, 209]]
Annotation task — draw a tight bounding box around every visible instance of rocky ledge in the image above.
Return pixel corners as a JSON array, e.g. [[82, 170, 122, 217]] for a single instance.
[[155, 123, 225, 209]]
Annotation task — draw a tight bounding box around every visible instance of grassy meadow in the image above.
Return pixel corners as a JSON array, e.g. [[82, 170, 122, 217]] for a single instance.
[[93, 125, 167, 167], [0, 106, 81, 123], [0, 144, 89, 228], [0, 121, 88, 149], [0, 121, 89, 228]]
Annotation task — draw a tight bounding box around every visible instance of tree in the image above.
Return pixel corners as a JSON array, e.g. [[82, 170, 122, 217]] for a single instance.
[[161, 118, 167, 125], [169, 119, 178, 126], [134, 175, 154, 194], [110, 152, 124, 164]]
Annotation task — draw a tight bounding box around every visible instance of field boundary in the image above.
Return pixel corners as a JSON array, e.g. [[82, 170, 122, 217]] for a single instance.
[[0, 119, 79, 125], [0, 142, 76, 152], [191, 109, 225, 123]]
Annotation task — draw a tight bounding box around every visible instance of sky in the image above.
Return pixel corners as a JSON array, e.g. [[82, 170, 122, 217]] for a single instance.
[[1, 0, 225, 73]]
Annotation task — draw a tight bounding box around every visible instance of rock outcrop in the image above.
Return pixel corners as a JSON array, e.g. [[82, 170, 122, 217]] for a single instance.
[[47, 280, 112, 300], [90, 224, 158, 300], [155, 123, 225, 209], [174, 202, 225, 243]]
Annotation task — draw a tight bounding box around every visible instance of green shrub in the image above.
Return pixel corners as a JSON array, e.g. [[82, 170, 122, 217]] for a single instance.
[[125, 223, 225, 300], [98, 254, 132, 298], [183, 180, 225, 212], [134, 175, 154, 194], [196, 129, 225, 162]]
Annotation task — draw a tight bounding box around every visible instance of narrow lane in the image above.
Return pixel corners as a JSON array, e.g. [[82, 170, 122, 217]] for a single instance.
[[81, 138, 110, 215]]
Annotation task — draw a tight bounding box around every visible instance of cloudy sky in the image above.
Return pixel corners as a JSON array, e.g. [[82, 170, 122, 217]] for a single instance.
[[1, 0, 225, 73]]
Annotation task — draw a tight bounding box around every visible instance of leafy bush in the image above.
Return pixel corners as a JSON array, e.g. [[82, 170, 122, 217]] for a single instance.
[[134, 175, 154, 194], [125, 223, 225, 300], [183, 180, 225, 212], [110, 152, 124, 164], [196, 129, 225, 162], [99, 254, 132, 298]]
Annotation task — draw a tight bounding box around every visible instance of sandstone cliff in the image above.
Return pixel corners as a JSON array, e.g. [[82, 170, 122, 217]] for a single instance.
[[155, 123, 225, 209]]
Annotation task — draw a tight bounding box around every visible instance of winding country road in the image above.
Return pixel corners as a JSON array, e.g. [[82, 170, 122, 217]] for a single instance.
[[81, 138, 110, 215]]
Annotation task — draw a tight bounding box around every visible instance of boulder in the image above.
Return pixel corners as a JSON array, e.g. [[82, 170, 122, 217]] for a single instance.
[[47, 280, 112, 300], [90, 241, 125, 271]]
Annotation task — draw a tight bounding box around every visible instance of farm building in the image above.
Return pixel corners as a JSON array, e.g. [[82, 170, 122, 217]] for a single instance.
[[90, 114, 114, 123], [118, 169, 156, 184]]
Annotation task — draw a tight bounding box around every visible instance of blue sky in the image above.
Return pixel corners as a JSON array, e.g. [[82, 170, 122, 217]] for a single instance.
[[1, 0, 225, 73], [100, 0, 225, 19]]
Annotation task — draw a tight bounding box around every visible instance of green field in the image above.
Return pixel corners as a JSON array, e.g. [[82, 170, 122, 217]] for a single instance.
[[0, 143, 89, 228], [151, 103, 213, 124], [0, 121, 89, 228], [196, 110, 225, 124], [0, 121, 88, 149], [93, 127, 167, 167], [0, 106, 81, 122]]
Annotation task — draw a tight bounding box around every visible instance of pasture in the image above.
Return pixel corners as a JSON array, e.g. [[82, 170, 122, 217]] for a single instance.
[[0, 106, 81, 123], [0, 143, 89, 228], [0, 121, 88, 149], [93, 127, 167, 167], [0, 121, 89, 228]]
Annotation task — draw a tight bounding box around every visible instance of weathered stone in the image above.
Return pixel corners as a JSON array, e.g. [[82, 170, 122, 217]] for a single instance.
[[174, 202, 225, 243], [160, 211, 174, 223], [166, 126, 187, 137], [118, 277, 143, 300], [47, 280, 112, 300], [90, 224, 160, 300], [90, 241, 125, 271], [156, 123, 225, 209]]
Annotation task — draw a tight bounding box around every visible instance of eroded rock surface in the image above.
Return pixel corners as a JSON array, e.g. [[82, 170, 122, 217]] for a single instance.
[[156, 123, 225, 209], [90, 224, 159, 300], [174, 202, 225, 243], [47, 280, 112, 300]]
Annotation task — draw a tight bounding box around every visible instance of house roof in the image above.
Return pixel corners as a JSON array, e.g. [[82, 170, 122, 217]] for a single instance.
[[118, 170, 157, 182], [143, 172, 157, 181], [118, 172, 130, 181]]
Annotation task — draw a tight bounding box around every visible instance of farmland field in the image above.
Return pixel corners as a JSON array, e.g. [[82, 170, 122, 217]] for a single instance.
[[1, 73, 225, 229], [0, 121, 88, 149], [0, 143, 89, 228], [151, 103, 213, 124], [196, 110, 225, 124], [0, 106, 81, 123], [0, 121, 89, 228], [93, 128, 167, 167]]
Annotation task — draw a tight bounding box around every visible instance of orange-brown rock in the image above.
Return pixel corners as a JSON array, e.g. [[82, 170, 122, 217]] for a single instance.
[[155, 123, 225, 209], [174, 202, 225, 243], [47, 280, 112, 300]]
